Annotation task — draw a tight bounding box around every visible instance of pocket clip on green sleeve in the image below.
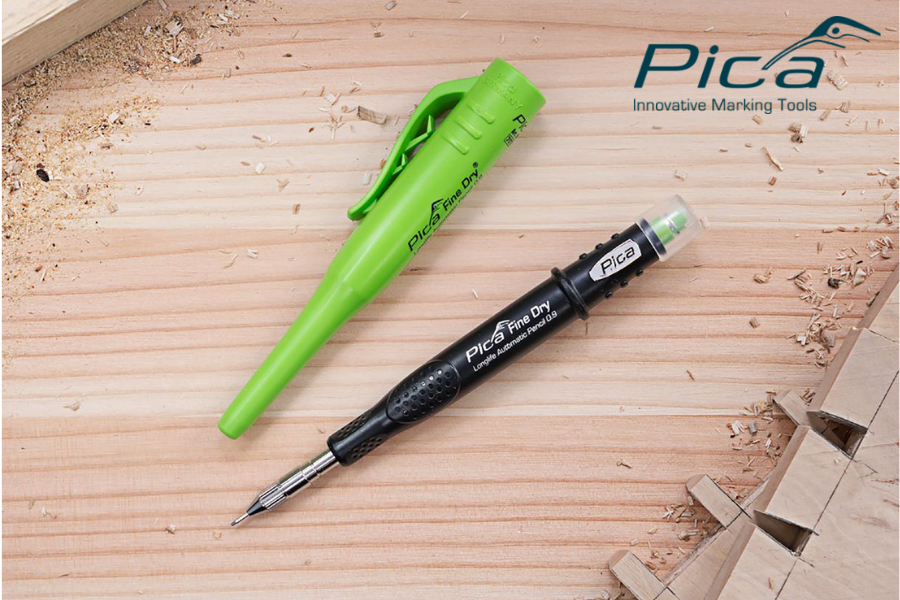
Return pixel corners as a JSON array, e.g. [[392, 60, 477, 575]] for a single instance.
[[218, 59, 546, 439]]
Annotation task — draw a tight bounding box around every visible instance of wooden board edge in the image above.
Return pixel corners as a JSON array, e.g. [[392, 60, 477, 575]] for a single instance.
[[2, 0, 146, 84]]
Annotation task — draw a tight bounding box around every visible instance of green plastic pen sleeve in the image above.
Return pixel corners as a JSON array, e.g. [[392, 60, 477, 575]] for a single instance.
[[219, 59, 546, 438]]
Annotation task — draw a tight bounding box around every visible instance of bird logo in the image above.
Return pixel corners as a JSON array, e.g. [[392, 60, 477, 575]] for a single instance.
[[763, 16, 880, 70]]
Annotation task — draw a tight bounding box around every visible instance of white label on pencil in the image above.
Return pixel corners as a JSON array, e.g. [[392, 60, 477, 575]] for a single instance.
[[590, 239, 641, 281]]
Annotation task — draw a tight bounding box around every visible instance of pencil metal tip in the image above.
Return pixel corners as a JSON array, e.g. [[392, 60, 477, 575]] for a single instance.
[[231, 512, 250, 527]]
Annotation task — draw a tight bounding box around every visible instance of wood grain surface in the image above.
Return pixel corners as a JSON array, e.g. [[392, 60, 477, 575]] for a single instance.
[[3, 0, 898, 598]]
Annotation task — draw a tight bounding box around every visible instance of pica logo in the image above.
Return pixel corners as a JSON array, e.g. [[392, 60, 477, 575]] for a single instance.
[[635, 16, 880, 89], [763, 16, 880, 70], [590, 239, 641, 281]]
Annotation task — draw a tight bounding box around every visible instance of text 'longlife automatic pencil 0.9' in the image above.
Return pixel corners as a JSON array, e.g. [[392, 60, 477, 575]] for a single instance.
[[232, 196, 704, 526]]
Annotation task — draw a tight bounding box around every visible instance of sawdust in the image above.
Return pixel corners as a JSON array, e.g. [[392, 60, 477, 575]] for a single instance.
[[3, 95, 158, 294], [2, 1, 250, 298]]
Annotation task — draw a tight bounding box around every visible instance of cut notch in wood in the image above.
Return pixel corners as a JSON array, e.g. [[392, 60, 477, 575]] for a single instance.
[[804, 410, 869, 456], [751, 510, 813, 553]]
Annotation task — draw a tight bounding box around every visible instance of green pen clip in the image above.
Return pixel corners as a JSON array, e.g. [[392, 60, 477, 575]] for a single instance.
[[348, 77, 477, 220], [219, 59, 546, 439]]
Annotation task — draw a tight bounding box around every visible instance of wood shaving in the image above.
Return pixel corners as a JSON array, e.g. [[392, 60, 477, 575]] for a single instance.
[[826, 70, 848, 90], [357, 106, 389, 124], [788, 122, 808, 143], [674, 169, 688, 181], [754, 268, 773, 284], [749, 317, 760, 329], [165, 524, 176, 535], [165, 18, 184, 37], [761, 147, 784, 171], [616, 459, 632, 469], [752, 114, 764, 125], [246, 249, 259, 259]]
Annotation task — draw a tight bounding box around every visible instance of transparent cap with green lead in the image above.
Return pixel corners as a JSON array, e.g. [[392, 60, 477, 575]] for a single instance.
[[637, 195, 703, 261]]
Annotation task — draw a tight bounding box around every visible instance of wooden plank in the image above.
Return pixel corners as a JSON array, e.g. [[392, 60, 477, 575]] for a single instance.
[[867, 284, 900, 342], [857, 265, 899, 342], [809, 328, 899, 431], [666, 527, 740, 600], [705, 522, 796, 600], [753, 427, 850, 533], [609, 550, 666, 600], [708, 345, 898, 600], [2, 0, 145, 84], [844, 378, 900, 496], [777, 391, 899, 600]]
